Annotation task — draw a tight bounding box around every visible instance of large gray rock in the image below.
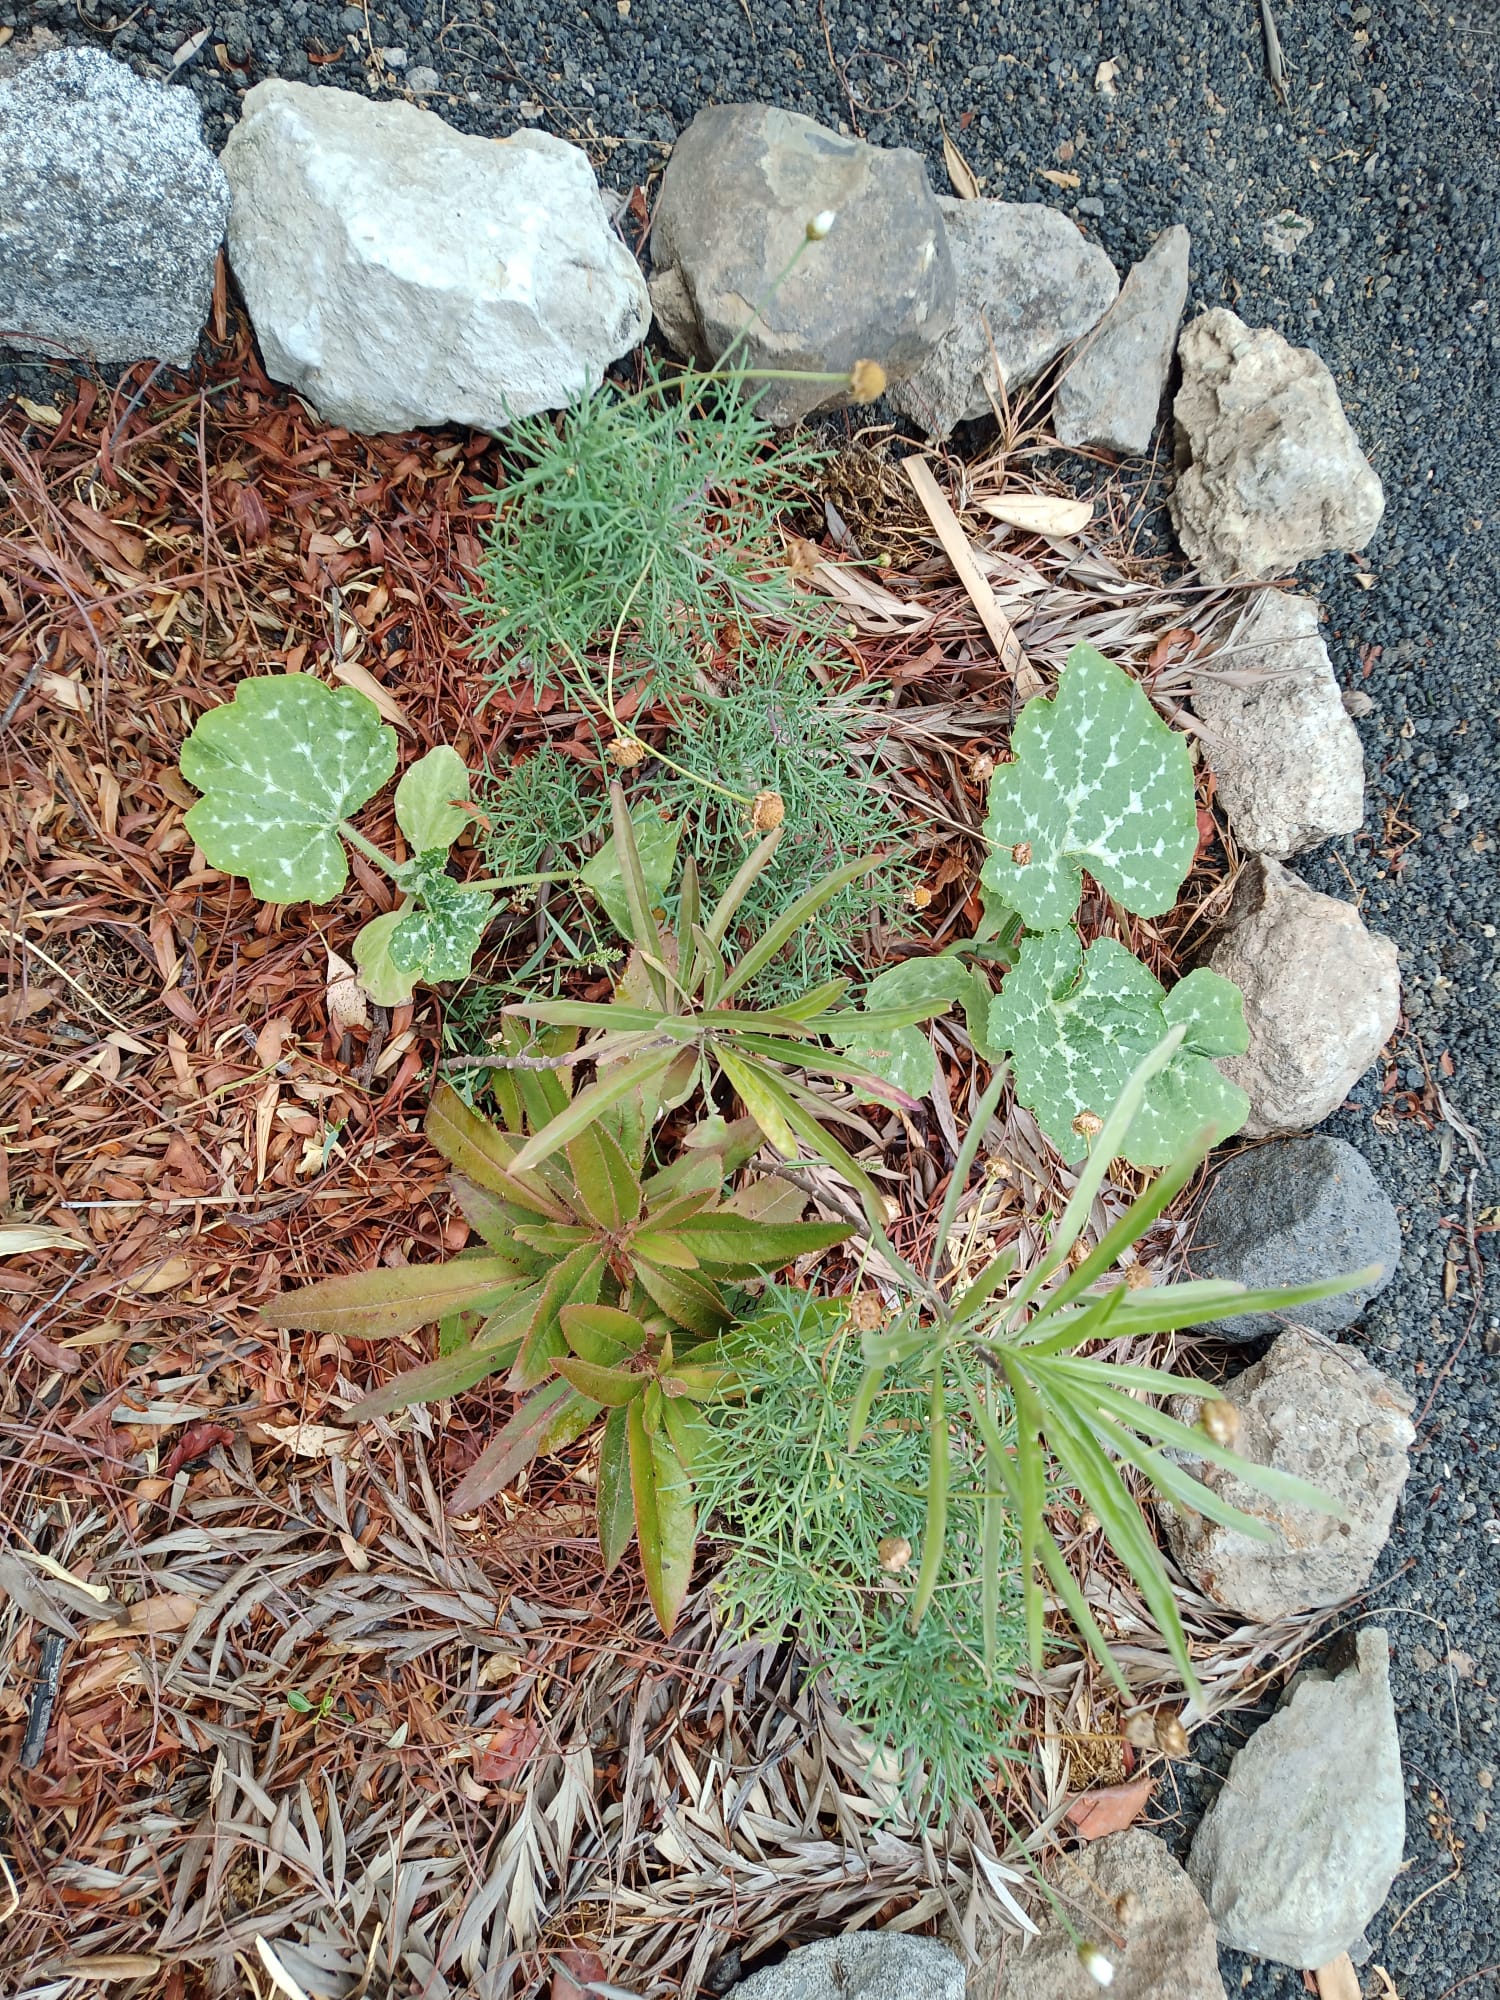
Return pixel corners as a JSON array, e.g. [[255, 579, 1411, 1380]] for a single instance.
[[1206, 857, 1400, 1135], [1193, 592, 1365, 858], [1171, 309, 1385, 580], [221, 82, 650, 433], [891, 199, 1118, 439], [1053, 225, 1191, 455], [726, 1933, 963, 2000], [988, 1831, 1224, 2000], [0, 47, 228, 366], [1187, 1136, 1401, 1341], [649, 103, 954, 425], [1163, 1327, 1414, 1622], [1188, 1628, 1406, 1967]]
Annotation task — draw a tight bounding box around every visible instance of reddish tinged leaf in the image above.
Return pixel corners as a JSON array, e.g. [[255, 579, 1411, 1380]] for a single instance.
[[264, 1258, 526, 1339], [1066, 1774, 1154, 1839], [448, 1382, 596, 1514], [425, 1083, 572, 1219], [560, 1302, 647, 1363], [346, 1328, 525, 1419], [565, 1121, 640, 1233], [473, 1718, 540, 1787], [162, 1421, 235, 1478], [555, 1356, 640, 1407], [551, 1949, 608, 2000], [671, 1214, 854, 1272], [510, 1245, 606, 1390]]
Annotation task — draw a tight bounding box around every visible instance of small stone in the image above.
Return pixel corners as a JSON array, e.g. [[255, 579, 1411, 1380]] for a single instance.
[[1187, 1628, 1406, 1968], [1171, 308, 1385, 580], [406, 64, 442, 93], [891, 198, 1118, 439], [0, 48, 229, 366], [1185, 1135, 1401, 1341], [1162, 1327, 1414, 1622], [1206, 857, 1400, 1135], [648, 103, 954, 426], [380, 46, 408, 68], [1193, 592, 1365, 858], [987, 1831, 1225, 2000], [1054, 224, 1190, 455], [221, 82, 650, 434], [725, 1932, 964, 2000]]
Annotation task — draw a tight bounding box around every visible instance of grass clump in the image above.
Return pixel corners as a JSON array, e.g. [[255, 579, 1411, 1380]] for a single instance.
[[696, 1288, 1026, 1819], [467, 356, 828, 717]]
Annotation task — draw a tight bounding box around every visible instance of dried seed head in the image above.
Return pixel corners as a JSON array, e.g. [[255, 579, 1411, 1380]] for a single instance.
[[1011, 840, 1033, 866], [909, 883, 934, 910], [970, 750, 996, 782], [1122, 1710, 1157, 1749], [1072, 1109, 1104, 1143], [849, 1292, 885, 1334], [1154, 1713, 1190, 1760], [848, 358, 887, 404], [1199, 1398, 1240, 1449], [1113, 1891, 1143, 1932], [807, 208, 838, 240], [1076, 1507, 1100, 1536], [1067, 1237, 1092, 1269], [1124, 1261, 1154, 1290], [877, 1535, 913, 1573], [607, 733, 648, 769], [1078, 1944, 1115, 1988], [749, 788, 785, 833]]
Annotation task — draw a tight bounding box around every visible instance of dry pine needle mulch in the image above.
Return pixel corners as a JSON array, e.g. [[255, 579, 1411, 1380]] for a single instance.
[[0, 327, 1309, 2000]]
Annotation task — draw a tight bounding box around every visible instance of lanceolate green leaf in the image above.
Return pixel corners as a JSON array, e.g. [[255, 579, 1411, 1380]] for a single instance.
[[180, 673, 397, 903], [980, 643, 1196, 930], [988, 931, 1250, 1166], [346, 1333, 524, 1419], [597, 1406, 634, 1572], [426, 1084, 572, 1220], [264, 1259, 528, 1340], [628, 1397, 697, 1635], [449, 1382, 597, 1513]]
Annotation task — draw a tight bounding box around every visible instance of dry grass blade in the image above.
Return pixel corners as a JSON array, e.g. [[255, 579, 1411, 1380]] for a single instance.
[[902, 454, 1043, 695]]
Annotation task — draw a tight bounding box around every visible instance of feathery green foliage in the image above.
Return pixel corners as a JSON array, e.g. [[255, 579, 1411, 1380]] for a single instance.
[[695, 1290, 1025, 1817]]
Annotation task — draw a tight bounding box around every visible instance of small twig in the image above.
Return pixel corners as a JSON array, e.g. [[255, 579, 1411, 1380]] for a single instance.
[[3, 1253, 100, 1362], [1259, 0, 1291, 104]]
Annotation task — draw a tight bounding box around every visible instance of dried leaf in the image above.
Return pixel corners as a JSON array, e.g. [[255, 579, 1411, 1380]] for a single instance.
[[256, 1421, 358, 1459], [941, 120, 981, 200], [976, 494, 1095, 537], [85, 1592, 200, 1642], [1038, 167, 1082, 189], [1314, 1956, 1362, 2000], [170, 25, 211, 67], [903, 456, 1042, 695], [123, 1254, 194, 1295], [254, 1937, 314, 2000], [326, 948, 369, 1033], [326, 650, 413, 729], [1094, 57, 1121, 95], [1066, 1773, 1154, 1839], [16, 396, 63, 427], [0, 1223, 90, 1255]]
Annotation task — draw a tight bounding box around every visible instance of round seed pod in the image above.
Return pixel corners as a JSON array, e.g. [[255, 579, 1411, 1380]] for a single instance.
[[877, 1536, 913, 1573]]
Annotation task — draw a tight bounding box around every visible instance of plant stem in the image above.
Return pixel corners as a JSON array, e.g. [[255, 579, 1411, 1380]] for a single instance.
[[465, 868, 580, 892], [338, 821, 401, 879]]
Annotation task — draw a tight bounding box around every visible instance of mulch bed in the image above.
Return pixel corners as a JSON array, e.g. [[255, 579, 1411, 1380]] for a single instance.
[[0, 314, 1324, 1999]]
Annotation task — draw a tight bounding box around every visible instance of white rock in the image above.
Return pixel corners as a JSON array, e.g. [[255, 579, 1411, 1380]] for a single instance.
[[1206, 857, 1399, 1135], [1171, 309, 1384, 580], [1188, 1628, 1406, 1967], [891, 199, 1118, 440], [1193, 592, 1365, 857], [1163, 1325, 1414, 1621], [221, 81, 650, 434]]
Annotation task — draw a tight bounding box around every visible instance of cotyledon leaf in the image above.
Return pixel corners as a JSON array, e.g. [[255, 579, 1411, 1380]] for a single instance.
[[180, 674, 396, 903], [981, 644, 1197, 931], [987, 930, 1250, 1167]]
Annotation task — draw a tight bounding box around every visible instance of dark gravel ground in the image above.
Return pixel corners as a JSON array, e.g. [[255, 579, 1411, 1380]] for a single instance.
[[5, 0, 1499, 1993]]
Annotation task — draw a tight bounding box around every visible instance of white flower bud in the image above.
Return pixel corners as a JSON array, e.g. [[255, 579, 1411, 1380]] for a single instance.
[[806, 209, 838, 240], [1078, 1945, 1115, 1988]]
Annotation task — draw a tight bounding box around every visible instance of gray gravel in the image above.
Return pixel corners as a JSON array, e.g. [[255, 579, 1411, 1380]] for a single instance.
[[4, 1, 1497, 1993]]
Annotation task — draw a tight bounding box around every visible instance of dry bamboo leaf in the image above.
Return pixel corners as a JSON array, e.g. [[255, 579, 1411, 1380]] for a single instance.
[[1314, 1955, 1361, 2000], [903, 456, 1044, 696], [0, 1222, 90, 1255], [85, 1592, 201, 1643], [257, 1420, 359, 1459], [16, 1548, 111, 1602], [941, 120, 981, 200], [123, 1254, 194, 1296], [254, 1937, 314, 2000], [326, 653, 413, 730], [1370, 1970, 1402, 1998], [975, 494, 1096, 537]]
